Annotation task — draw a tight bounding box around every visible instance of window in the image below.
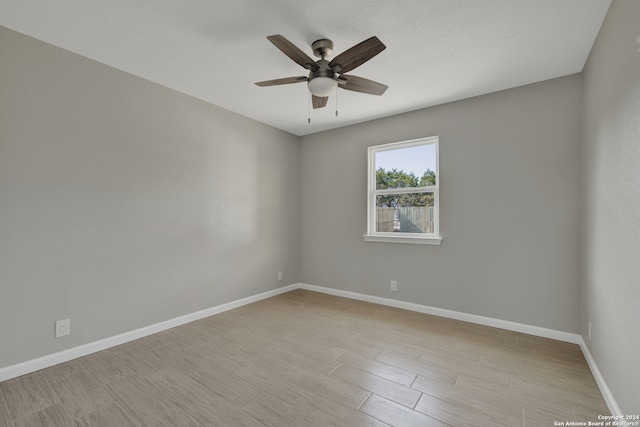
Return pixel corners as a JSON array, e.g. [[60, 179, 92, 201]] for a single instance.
[[364, 136, 442, 245]]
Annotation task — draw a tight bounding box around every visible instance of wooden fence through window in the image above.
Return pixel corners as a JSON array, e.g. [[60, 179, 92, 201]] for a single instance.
[[376, 207, 434, 233]]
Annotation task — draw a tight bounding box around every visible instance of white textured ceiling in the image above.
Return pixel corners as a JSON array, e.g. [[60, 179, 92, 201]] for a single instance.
[[0, 0, 611, 136]]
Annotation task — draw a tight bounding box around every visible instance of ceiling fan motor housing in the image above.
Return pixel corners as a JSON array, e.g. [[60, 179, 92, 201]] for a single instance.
[[308, 59, 338, 96]]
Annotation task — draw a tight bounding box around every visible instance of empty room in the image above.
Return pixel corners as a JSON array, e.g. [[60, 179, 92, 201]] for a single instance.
[[0, 0, 638, 426]]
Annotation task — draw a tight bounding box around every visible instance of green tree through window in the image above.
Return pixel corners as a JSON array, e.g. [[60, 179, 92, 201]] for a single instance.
[[375, 168, 436, 207]]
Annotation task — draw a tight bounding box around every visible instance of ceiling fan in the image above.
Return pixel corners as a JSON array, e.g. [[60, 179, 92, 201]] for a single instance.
[[255, 35, 388, 109]]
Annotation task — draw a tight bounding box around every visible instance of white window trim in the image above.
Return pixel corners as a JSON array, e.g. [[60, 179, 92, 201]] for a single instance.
[[363, 136, 442, 245]]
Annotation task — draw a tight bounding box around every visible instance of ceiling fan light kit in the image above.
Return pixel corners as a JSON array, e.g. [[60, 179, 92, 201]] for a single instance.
[[308, 76, 337, 97], [255, 34, 388, 112]]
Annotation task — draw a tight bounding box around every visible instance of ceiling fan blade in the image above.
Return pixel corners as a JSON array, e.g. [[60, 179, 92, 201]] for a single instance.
[[267, 35, 319, 71], [328, 36, 386, 74], [255, 76, 308, 87], [339, 75, 388, 96], [312, 95, 328, 109]]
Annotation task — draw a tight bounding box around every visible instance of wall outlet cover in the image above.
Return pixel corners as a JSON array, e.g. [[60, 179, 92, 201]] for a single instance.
[[55, 319, 70, 338]]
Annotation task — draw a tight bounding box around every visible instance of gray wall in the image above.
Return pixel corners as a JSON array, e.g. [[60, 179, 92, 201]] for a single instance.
[[580, 0, 640, 413], [0, 27, 300, 369], [300, 75, 583, 333]]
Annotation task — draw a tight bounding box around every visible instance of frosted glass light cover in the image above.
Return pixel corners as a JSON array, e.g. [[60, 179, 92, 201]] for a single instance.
[[308, 77, 337, 97]]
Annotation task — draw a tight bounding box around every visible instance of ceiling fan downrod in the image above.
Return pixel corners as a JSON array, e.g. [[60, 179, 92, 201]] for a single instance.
[[311, 39, 334, 59]]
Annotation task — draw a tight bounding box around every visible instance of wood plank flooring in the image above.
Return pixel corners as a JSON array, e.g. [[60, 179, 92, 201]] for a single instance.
[[0, 289, 609, 426]]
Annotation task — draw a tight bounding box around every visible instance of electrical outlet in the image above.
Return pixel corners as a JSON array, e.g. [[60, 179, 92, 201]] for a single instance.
[[277, 271, 282, 281], [588, 322, 592, 342], [390, 280, 397, 291], [55, 319, 70, 338]]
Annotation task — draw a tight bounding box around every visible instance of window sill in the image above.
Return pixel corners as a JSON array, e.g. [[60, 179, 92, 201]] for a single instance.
[[362, 234, 443, 245]]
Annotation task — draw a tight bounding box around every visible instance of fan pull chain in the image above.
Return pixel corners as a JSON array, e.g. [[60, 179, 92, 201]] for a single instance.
[[308, 92, 311, 124], [335, 89, 339, 117]]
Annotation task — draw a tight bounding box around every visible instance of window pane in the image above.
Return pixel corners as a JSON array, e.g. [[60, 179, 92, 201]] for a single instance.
[[375, 144, 436, 190], [375, 193, 435, 234]]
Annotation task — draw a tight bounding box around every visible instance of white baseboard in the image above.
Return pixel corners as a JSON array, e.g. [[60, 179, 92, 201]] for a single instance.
[[0, 281, 621, 417], [577, 336, 623, 416], [0, 284, 298, 383], [297, 283, 580, 343], [297, 282, 622, 416]]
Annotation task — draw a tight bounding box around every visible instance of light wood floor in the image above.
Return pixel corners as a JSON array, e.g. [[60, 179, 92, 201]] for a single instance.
[[0, 289, 609, 426]]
